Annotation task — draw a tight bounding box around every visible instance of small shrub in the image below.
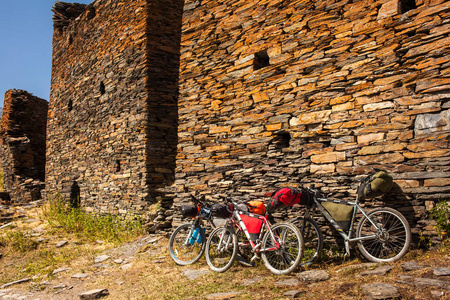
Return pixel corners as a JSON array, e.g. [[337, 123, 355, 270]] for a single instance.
[[430, 200, 450, 238], [1, 231, 38, 252]]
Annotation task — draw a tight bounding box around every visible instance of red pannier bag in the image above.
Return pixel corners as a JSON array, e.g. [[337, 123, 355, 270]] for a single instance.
[[266, 187, 311, 213], [239, 214, 264, 241]]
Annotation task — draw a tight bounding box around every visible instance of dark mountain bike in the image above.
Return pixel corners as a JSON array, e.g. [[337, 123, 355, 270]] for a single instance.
[[289, 186, 411, 265]]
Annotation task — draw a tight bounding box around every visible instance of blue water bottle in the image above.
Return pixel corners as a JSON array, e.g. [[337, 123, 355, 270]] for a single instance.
[[189, 228, 199, 244]]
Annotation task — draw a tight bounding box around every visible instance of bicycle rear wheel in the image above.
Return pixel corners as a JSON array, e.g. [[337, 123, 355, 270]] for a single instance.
[[168, 223, 206, 265], [205, 226, 238, 272], [290, 217, 323, 266], [261, 223, 304, 275], [356, 207, 411, 263]]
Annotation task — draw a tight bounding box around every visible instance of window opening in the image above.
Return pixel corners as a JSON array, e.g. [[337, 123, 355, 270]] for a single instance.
[[116, 160, 121, 172], [100, 81, 106, 95], [68, 99, 73, 111], [274, 131, 291, 149], [400, 0, 416, 13], [253, 50, 270, 71]]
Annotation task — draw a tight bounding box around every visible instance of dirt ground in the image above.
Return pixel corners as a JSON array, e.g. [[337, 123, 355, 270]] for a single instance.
[[1, 203, 449, 300]]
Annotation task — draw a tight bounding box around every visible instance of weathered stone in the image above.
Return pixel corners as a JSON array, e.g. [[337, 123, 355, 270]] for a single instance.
[[297, 270, 330, 282], [94, 255, 110, 263], [182, 268, 211, 280], [433, 267, 450, 276], [361, 283, 399, 300], [79, 288, 109, 300], [274, 279, 300, 286], [401, 261, 428, 271], [204, 292, 241, 299], [360, 266, 393, 276]]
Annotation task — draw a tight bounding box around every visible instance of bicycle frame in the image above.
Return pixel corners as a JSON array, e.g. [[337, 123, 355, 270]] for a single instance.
[[218, 209, 281, 254], [304, 194, 385, 256]]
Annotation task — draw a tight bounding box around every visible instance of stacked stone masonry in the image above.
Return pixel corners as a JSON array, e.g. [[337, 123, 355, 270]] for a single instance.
[[0, 89, 48, 203], [174, 0, 450, 244], [39, 0, 450, 243], [47, 0, 182, 217]]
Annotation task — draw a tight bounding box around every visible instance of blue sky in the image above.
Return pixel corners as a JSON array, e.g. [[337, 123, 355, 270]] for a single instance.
[[0, 0, 92, 108]]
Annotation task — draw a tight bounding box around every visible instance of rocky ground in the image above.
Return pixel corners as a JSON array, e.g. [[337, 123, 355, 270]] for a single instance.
[[0, 202, 449, 300]]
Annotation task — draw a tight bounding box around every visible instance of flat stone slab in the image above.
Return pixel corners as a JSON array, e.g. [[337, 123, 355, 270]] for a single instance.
[[283, 290, 303, 298], [433, 267, 450, 276], [1, 278, 31, 289], [397, 275, 450, 290], [360, 266, 393, 276], [79, 288, 109, 300], [182, 268, 211, 280], [53, 267, 71, 275], [339, 263, 378, 273], [401, 261, 428, 271], [297, 270, 330, 282], [56, 240, 68, 248], [241, 276, 263, 286], [361, 282, 399, 300], [94, 255, 110, 263], [274, 278, 300, 286], [204, 291, 241, 299], [72, 273, 88, 279]]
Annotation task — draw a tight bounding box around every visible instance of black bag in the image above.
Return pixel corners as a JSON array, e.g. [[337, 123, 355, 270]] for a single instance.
[[211, 203, 233, 218], [357, 171, 393, 201], [180, 204, 198, 218]]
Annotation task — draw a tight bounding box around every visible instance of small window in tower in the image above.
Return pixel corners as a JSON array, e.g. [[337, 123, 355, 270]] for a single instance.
[[116, 160, 121, 172], [400, 0, 416, 13], [253, 50, 270, 71], [100, 82, 106, 95], [274, 131, 291, 149], [68, 99, 73, 111]]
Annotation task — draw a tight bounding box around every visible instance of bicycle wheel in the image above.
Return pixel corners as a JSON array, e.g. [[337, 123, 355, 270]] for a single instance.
[[290, 217, 323, 266], [261, 223, 304, 275], [168, 223, 206, 265], [205, 226, 238, 272], [356, 207, 411, 263]]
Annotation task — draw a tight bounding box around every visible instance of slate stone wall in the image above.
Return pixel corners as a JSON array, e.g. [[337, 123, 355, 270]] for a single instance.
[[47, 0, 182, 215], [0, 89, 48, 203], [174, 0, 450, 243]]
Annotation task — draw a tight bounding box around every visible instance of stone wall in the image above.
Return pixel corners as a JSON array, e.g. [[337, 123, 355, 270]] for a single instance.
[[47, 0, 182, 216], [0, 89, 48, 203], [174, 0, 450, 243]]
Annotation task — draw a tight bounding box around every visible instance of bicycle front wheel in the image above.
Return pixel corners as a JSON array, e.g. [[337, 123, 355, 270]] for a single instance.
[[168, 223, 206, 265], [356, 207, 411, 263], [261, 223, 304, 275], [290, 217, 323, 266], [205, 226, 238, 272]]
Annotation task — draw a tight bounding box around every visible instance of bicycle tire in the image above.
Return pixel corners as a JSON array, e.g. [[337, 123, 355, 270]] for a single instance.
[[356, 207, 411, 263], [205, 226, 238, 272], [168, 223, 206, 265], [261, 223, 304, 275], [290, 217, 323, 266]]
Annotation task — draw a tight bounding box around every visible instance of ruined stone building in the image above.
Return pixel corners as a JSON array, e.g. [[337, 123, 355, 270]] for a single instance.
[[0, 90, 48, 204], [1, 0, 449, 241]]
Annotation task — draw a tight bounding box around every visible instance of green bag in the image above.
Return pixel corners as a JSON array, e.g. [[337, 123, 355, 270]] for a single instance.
[[322, 202, 354, 232], [357, 171, 393, 201]]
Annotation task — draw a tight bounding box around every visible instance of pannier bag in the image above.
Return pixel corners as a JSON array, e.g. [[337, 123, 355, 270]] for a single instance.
[[266, 187, 312, 213], [180, 204, 198, 218], [246, 200, 266, 215], [357, 171, 393, 201], [240, 214, 264, 241], [211, 203, 233, 218], [322, 202, 354, 232]]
